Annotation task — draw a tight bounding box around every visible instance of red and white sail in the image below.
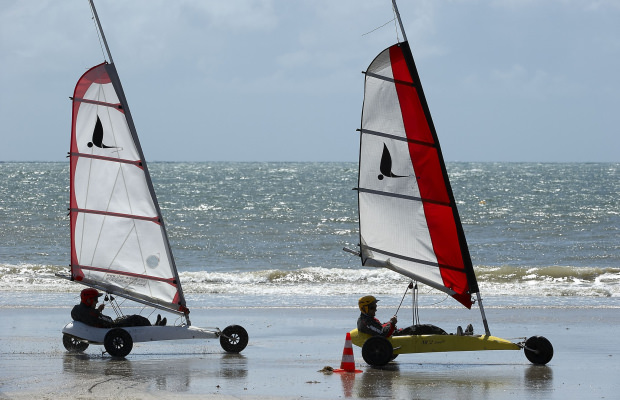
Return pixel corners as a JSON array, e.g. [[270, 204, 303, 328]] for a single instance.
[[357, 42, 478, 308], [69, 62, 188, 315]]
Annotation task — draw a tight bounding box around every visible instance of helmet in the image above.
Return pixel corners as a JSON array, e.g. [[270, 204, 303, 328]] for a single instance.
[[358, 295, 378, 314], [80, 288, 102, 306]]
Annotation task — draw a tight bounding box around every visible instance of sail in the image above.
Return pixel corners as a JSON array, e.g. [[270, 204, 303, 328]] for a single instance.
[[357, 42, 478, 308], [69, 62, 188, 314]]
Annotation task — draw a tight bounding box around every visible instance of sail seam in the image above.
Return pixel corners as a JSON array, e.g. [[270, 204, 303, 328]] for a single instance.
[[71, 207, 161, 224], [357, 187, 451, 207], [365, 71, 415, 87], [74, 264, 177, 285], [70, 152, 143, 167], [363, 245, 465, 273], [359, 128, 435, 148], [73, 97, 123, 110]]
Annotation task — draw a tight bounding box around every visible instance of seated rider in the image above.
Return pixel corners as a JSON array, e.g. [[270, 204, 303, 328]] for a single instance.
[[357, 295, 447, 337], [71, 288, 166, 328], [357, 295, 397, 337]]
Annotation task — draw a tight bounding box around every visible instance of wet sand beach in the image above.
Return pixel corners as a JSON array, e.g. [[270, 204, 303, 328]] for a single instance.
[[1, 302, 619, 399]]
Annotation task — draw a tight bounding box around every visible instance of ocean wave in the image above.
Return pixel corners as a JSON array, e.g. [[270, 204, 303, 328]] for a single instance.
[[1, 264, 619, 299]]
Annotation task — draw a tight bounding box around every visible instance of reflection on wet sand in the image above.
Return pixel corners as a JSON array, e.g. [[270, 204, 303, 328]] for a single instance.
[[62, 352, 249, 394], [219, 353, 249, 379], [338, 372, 356, 397], [356, 364, 400, 399], [524, 365, 553, 392], [337, 362, 553, 399]]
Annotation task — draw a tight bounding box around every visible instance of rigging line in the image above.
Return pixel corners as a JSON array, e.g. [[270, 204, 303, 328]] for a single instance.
[[361, 18, 396, 37], [391, 0, 407, 43], [426, 294, 449, 306], [413, 283, 419, 325], [394, 281, 412, 317], [89, 2, 107, 62], [115, 295, 127, 317], [392, 3, 400, 43], [108, 295, 123, 318]]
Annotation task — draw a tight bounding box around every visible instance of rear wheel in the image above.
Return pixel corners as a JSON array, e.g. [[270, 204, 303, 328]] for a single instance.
[[361, 336, 393, 366], [524, 336, 553, 365], [62, 334, 89, 352], [104, 328, 133, 358], [220, 325, 248, 353]]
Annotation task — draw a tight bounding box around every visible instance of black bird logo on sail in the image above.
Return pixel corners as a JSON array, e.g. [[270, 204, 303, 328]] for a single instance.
[[378, 144, 406, 180], [87, 116, 117, 149]]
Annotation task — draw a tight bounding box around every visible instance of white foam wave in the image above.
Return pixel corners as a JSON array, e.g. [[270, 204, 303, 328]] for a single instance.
[[1, 264, 619, 299]]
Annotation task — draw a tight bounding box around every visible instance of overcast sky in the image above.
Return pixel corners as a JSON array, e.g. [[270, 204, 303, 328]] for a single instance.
[[1, 0, 618, 162]]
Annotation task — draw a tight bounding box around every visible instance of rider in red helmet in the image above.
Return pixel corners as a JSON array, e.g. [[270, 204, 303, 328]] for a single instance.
[[71, 288, 166, 328]]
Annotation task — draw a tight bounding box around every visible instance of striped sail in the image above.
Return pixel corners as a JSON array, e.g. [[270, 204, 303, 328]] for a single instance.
[[358, 42, 478, 308], [69, 62, 188, 315]]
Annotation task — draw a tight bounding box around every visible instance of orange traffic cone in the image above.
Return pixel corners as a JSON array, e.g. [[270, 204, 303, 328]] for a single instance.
[[334, 332, 362, 373]]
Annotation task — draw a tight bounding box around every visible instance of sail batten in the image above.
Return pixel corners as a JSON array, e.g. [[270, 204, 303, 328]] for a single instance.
[[357, 187, 451, 207], [364, 71, 417, 87], [69, 62, 188, 314], [359, 129, 436, 147], [73, 264, 178, 284], [357, 41, 478, 308], [361, 245, 468, 273], [71, 208, 161, 223], [69, 152, 143, 166], [72, 97, 123, 110]]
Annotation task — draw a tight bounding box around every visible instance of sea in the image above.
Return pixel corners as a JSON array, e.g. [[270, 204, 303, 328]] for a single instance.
[[1, 162, 618, 312]]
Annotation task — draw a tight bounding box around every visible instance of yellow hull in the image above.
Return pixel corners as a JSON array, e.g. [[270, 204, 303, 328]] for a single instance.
[[349, 329, 521, 354]]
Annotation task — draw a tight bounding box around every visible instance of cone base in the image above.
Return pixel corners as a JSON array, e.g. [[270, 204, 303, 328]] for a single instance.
[[334, 368, 362, 373]]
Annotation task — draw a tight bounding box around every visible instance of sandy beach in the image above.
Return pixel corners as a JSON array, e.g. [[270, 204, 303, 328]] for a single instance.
[[1, 302, 619, 399]]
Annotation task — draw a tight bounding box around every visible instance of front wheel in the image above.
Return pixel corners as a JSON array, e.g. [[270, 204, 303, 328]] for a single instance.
[[104, 328, 133, 358], [63, 334, 89, 352], [361, 336, 393, 366], [220, 325, 248, 353], [524, 336, 553, 365]]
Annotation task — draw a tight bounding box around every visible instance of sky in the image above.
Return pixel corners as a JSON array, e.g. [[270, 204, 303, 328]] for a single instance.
[[1, 0, 619, 162]]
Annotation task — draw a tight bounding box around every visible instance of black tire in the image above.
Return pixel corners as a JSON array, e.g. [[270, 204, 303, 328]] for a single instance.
[[104, 328, 133, 358], [524, 336, 553, 365], [62, 334, 89, 352], [361, 336, 393, 366], [219, 325, 248, 353]]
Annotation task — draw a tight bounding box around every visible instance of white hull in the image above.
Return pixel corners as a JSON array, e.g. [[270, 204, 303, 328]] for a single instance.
[[62, 321, 220, 344]]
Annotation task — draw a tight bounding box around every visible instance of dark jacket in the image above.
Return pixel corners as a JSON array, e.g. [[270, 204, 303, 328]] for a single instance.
[[357, 312, 395, 337], [71, 302, 115, 328]]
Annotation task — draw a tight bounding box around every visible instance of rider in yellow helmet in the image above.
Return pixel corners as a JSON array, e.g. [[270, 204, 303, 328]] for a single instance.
[[357, 295, 450, 337], [358, 295, 377, 314], [357, 295, 398, 337]]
